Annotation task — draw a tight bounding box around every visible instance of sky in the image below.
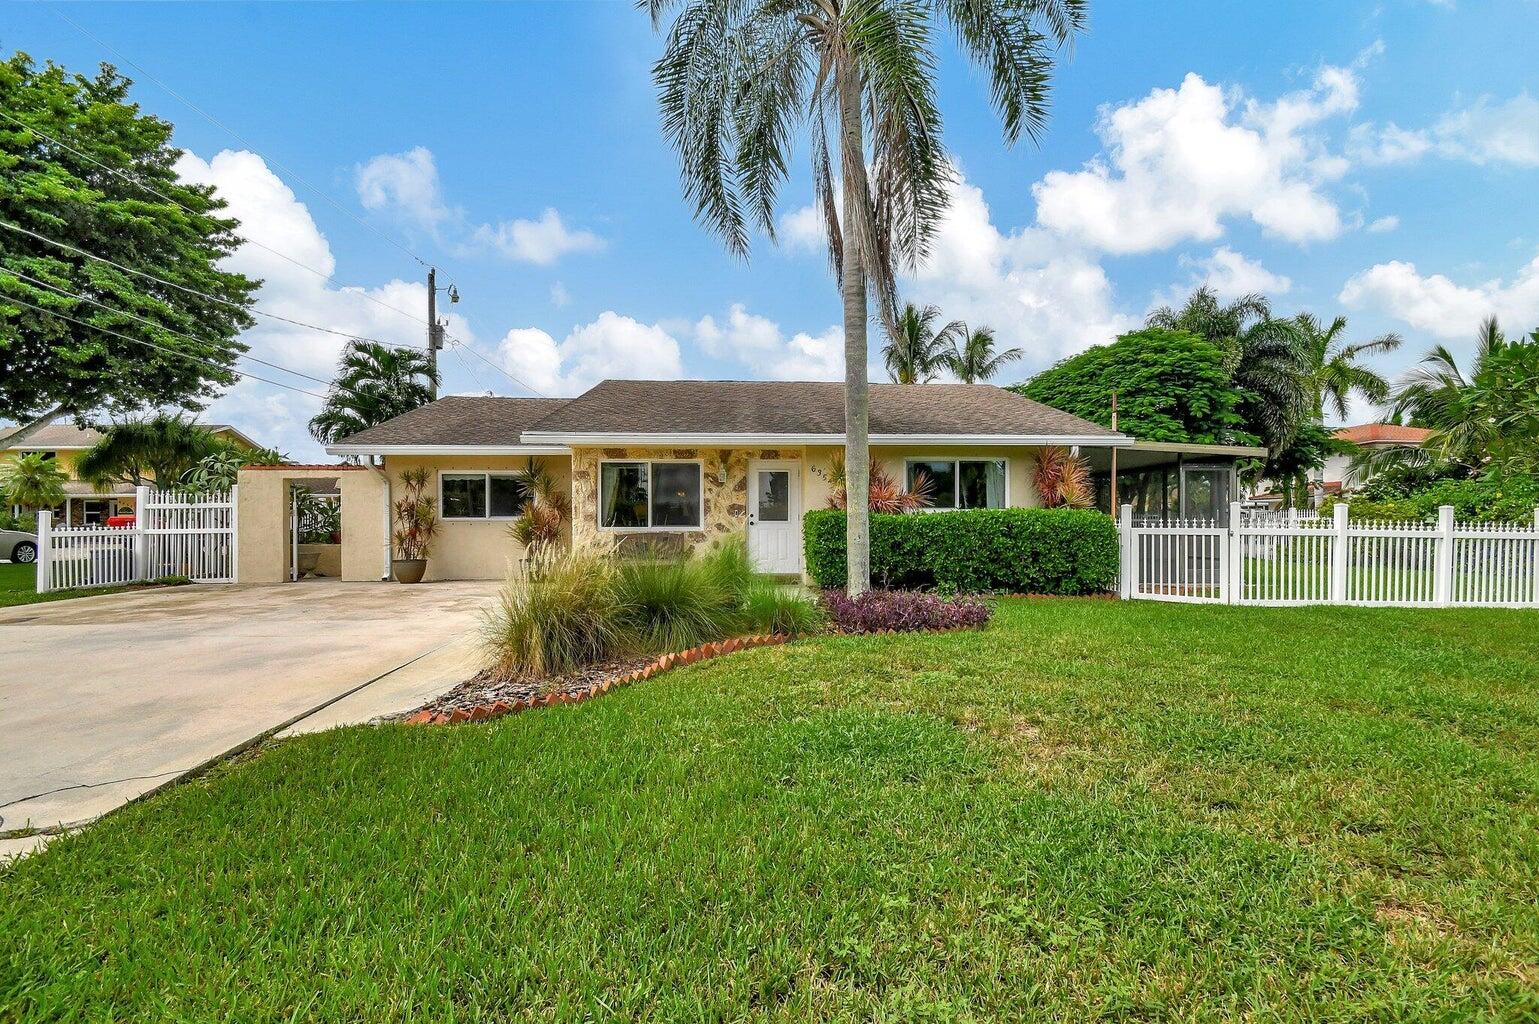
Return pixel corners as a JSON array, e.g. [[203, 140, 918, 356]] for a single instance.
[[5, 1, 1538, 461]]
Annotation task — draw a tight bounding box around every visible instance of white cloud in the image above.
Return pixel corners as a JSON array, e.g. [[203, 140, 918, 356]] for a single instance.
[[1338, 251, 1539, 339], [175, 150, 473, 460], [1349, 93, 1539, 168], [355, 146, 605, 264], [355, 146, 454, 230], [1158, 246, 1292, 307], [549, 281, 570, 307], [694, 304, 846, 380], [1366, 214, 1400, 233], [777, 202, 827, 254], [496, 312, 683, 396], [470, 208, 605, 266], [1031, 66, 1357, 253]]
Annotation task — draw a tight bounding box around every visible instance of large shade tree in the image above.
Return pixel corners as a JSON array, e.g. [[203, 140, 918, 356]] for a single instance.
[[0, 53, 258, 446], [646, 0, 1085, 594], [883, 303, 961, 383], [308, 340, 439, 445]]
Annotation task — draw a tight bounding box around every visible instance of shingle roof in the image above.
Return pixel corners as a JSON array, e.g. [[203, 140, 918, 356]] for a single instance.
[[335, 396, 572, 447], [521, 380, 1123, 440], [0, 422, 243, 450], [1334, 423, 1434, 445]]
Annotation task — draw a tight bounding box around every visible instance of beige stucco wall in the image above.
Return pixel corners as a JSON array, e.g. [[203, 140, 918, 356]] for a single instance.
[[380, 455, 570, 581], [235, 467, 387, 583], [800, 445, 1045, 510], [570, 446, 801, 557]]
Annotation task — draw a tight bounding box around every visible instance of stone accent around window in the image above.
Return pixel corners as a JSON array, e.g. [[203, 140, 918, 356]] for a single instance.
[[571, 446, 800, 557]]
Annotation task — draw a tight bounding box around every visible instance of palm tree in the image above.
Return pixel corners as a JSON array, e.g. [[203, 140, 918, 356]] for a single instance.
[[308, 341, 440, 445], [77, 416, 222, 489], [1294, 313, 1401, 422], [945, 323, 1021, 383], [646, 0, 1085, 595], [883, 303, 961, 384], [1354, 316, 1520, 481], [0, 451, 67, 512], [1146, 287, 1310, 456]]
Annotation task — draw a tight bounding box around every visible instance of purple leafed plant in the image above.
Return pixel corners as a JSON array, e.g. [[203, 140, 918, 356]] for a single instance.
[[820, 589, 991, 634]]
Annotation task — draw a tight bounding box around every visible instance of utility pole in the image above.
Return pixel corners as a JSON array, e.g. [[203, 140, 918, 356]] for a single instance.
[[426, 267, 443, 400]]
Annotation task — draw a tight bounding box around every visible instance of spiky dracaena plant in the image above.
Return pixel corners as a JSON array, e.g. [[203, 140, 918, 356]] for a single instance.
[[826, 453, 934, 513], [392, 466, 439, 561], [508, 458, 572, 554], [646, 0, 1086, 595], [1032, 445, 1092, 508]]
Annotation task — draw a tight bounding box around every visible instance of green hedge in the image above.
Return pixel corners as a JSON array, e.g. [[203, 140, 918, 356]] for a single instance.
[[804, 508, 1120, 594], [1322, 477, 1539, 525]]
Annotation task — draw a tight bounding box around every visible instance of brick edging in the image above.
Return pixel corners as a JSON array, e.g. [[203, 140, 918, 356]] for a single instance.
[[403, 633, 790, 726]]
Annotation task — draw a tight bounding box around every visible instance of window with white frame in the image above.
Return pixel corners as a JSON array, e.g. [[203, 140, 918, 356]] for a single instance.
[[904, 459, 1007, 509], [439, 472, 531, 520], [599, 461, 702, 529]]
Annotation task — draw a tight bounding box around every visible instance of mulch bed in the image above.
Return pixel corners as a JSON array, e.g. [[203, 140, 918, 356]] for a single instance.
[[417, 657, 654, 717]]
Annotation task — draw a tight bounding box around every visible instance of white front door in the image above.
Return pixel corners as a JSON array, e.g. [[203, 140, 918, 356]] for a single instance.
[[747, 461, 801, 574]]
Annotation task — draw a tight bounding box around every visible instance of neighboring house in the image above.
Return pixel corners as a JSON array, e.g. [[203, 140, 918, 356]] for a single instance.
[[1323, 423, 1434, 490], [0, 421, 263, 525], [314, 380, 1261, 582]]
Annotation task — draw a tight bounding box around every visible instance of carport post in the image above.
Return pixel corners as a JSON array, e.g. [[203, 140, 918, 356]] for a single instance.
[[35, 510, 51, 594]]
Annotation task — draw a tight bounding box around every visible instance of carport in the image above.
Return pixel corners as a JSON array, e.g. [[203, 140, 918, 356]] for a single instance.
[[235, 464, 390, 583]]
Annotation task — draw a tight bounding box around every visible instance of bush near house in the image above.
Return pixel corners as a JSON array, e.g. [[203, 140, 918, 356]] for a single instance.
[[804, 508, 1119, 594]]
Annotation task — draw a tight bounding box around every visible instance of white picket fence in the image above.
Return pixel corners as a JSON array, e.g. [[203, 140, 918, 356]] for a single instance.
[[35, 486, 237, 593], [1120, 502, 1539, 608]]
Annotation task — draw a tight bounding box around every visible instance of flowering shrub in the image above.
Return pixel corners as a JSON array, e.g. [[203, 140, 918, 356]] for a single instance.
[[820, 589, 991, 634]]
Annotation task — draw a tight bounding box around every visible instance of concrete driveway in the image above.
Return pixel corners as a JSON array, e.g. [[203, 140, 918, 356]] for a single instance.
[[0, 580, 499, 835]]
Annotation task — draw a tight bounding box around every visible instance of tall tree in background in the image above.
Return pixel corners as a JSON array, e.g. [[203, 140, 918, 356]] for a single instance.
[[1145, 287, 1309, 460], [1293, 312, 1401, 422], [883, 303, 961, 383], [0, 53, 258, 445], [945, 323, 1021, 383], [308, 340, 439, 445], [76, 415, 222, 489], [646, 0, 1085, 594]]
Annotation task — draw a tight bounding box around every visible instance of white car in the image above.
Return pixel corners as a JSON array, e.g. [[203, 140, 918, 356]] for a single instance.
[[2, 527, 38, 564]]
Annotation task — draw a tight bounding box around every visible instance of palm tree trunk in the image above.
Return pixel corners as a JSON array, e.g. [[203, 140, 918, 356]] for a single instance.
[[837, 55, 870, 597]]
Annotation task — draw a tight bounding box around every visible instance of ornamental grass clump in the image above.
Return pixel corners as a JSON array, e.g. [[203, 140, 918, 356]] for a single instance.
[[739, 577, 825, 637], [482, 550, 625, 677], [821, 589, 990, 635]]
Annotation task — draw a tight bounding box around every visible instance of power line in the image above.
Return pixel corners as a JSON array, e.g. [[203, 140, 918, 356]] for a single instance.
[[4, 292, 328, 401], [450, 337, 552, 399], [0, 218, 424, 353], [56, 9, 433, 270], [0, 109, 432, 331], [0, 264, 368, 398]]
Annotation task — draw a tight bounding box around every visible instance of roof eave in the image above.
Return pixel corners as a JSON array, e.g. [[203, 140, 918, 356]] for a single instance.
[[518, 431, 1135, 447], [325, 443, 572, 457]]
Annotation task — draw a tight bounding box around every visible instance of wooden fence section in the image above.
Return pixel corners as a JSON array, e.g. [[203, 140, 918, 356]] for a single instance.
[[1121, 503, 1539, 609], [36, 486, 237, 593]]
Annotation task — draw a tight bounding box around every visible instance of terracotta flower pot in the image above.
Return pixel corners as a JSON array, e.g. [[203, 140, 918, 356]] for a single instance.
[[392, 559, 427, 584]]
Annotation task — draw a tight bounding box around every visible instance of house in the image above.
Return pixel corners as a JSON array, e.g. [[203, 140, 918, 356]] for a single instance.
[[1, 421, 263, 525], [274, 380, 1260, 584], [1323, 423, 1434, 490]]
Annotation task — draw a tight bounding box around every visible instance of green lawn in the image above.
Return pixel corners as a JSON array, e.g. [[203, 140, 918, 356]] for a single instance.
[[0, 561, 168, 608], [4, 600, 1539, 1020]]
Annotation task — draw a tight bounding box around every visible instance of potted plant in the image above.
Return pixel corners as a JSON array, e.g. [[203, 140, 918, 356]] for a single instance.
[[391, 467, 438, 584]]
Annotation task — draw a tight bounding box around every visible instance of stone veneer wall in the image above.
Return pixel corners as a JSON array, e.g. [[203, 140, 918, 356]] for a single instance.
[[571, 446, 801, 557]]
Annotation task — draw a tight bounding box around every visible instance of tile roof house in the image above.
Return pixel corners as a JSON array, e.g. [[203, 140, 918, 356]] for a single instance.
[[302, 380, 1260, 583]]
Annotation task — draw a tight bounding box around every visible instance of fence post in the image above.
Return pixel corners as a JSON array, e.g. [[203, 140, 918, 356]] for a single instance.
[[1226, 501, 1244, 605], [1329, 502, 1349, 604], [133, 484, 151, 582], [35, 509, 52, 594], [228, 484, 239, 584], [1118, 503, 1134, 599], [1434, 505, 1455, 607], [1531, 508, 1538, 608]]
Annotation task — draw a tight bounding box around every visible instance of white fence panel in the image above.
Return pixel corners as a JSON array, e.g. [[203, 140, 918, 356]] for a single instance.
[[35, 486, 237, 593], [1121, 502, 1539, 609]]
